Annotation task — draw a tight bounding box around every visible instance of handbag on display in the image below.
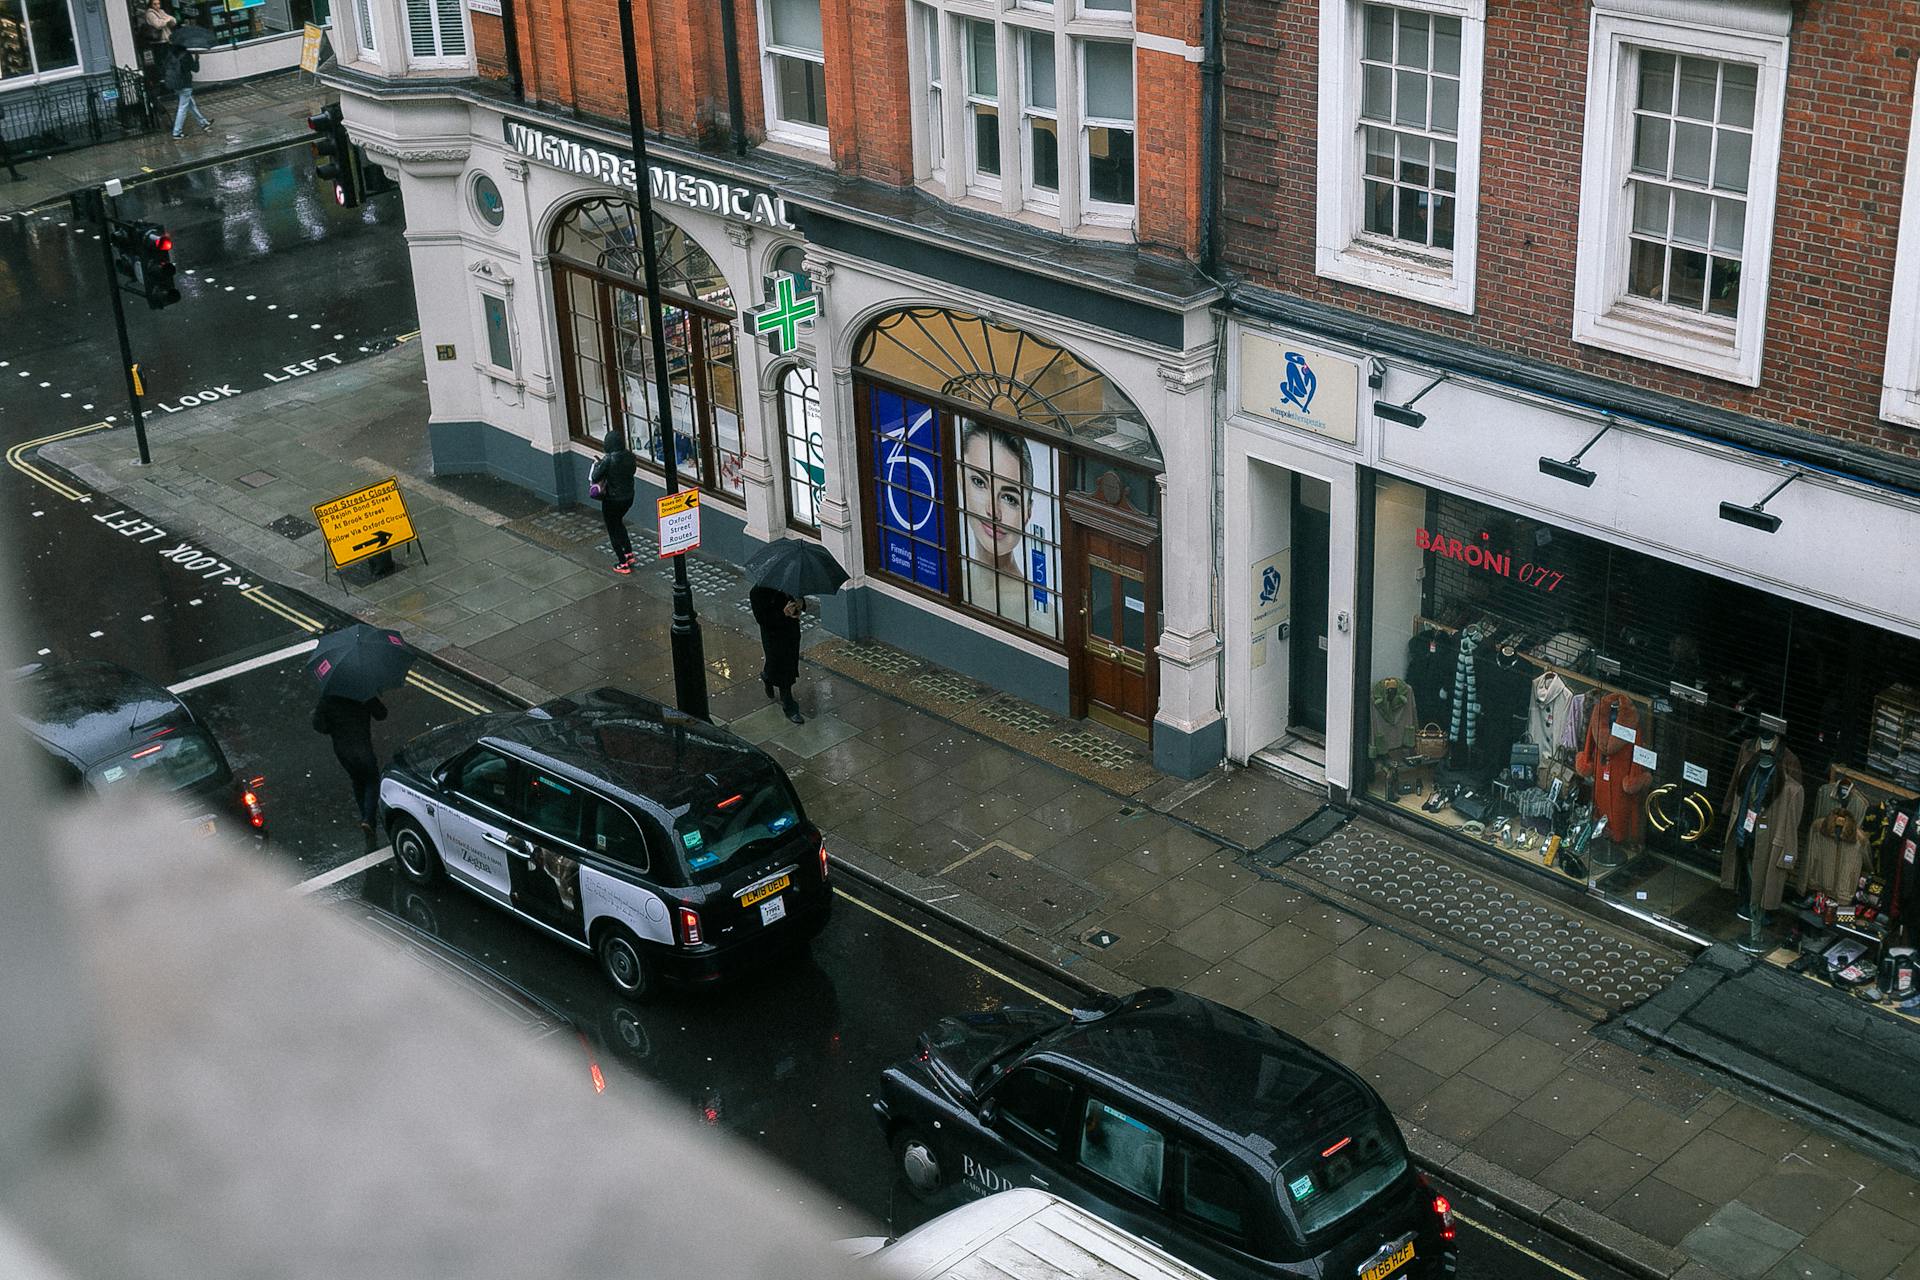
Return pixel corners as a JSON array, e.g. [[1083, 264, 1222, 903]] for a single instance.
[[1415, 723, 1448, 761], [1510, 743, 1542, 770]]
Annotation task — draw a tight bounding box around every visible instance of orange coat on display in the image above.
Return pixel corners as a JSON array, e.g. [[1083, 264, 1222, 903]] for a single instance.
[[1575, 692, 1652, 844]]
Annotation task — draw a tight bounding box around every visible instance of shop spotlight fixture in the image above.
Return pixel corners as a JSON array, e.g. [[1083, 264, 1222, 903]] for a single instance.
[[1538, 418, 1614, 488], [1718, 469, 1804, 534], [1373, 372, 1449, 429]]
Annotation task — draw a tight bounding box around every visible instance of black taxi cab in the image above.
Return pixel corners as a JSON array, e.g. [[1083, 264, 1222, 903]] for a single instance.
[[378, 686, 831, 998], [875, 989, 1456, 1280]]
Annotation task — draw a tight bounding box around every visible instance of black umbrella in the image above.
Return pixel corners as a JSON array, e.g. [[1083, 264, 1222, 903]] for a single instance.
[[170, 24, 216, 49], [309, 623, 415, 702], [743, 539, 849, 599]]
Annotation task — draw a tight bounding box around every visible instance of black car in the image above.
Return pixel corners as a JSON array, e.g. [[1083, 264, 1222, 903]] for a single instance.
[[875, 989, 1457, 1280], [12, 660, 267, 837], [378, 686, 832, 998]]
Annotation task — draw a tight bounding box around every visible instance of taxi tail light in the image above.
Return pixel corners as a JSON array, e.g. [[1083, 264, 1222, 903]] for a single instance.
[[1421, 1176, 1455, 1242], [818, 837, 829, 882], [677, 905, 703, 947], [242, 780, 266, 829]]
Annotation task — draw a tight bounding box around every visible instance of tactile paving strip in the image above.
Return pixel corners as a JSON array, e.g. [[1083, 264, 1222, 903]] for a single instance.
[[841, 642, 920, 675], [1292, 826, 1687, 1010], [731, 598, 818, 633], [1049, 730, 1143, 771], [526, 508, 606, 543]]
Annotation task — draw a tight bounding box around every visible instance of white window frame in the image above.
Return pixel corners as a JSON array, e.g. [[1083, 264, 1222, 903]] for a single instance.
[[962, 17, 1004, 200], [404, 0, 470, 68], [759, 0, 829, 150], [1078, 37, 1135, 228], [1572, 1, 1790, 386], [912, 3, 946, 183], [0, 0, 84, 85], [1882, 67, 1920, 428], [353, 0, 378, 57], [1021, 28, 1061, 213], [468, 263, 521, 388], [1315, 0, 1484, 314]]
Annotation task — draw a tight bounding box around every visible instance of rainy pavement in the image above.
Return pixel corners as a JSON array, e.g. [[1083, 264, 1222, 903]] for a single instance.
[[0, 141, 1632, 1280]]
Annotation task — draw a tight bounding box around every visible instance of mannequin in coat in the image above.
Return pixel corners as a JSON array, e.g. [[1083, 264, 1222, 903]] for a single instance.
[[1575, 692, 1652, 845], [1717, 733, 1804, 951]]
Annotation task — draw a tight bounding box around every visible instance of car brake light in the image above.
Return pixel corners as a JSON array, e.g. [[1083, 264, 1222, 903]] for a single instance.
[[678, 905, 703, 946], [819, 838, 829, 881], [130, 744, 165, 759], [242, 785, 265, 829], [1432, 1192, 1454, 1242], [716, 793, 743, 810], [1321, 1136, 1352, 1158]]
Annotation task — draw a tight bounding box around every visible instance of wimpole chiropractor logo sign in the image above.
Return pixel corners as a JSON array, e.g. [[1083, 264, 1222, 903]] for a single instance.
[[502, 119, 795, 229], [1238, 330, 1359, 445]]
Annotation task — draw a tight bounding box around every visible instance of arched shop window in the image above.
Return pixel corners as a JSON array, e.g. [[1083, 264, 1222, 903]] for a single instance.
[[777, 363, 824, 534], [549, 198, 746, 500], [852, 306, 1159, 644]]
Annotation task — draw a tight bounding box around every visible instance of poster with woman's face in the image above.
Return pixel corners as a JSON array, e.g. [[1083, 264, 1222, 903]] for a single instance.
[[956, 418, 1061, 640]]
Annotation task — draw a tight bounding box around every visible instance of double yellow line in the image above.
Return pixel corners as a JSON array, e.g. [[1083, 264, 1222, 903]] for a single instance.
[[406, 668, 490, 715], [6, 420, 111, 500], [243, 585, 324, 634]]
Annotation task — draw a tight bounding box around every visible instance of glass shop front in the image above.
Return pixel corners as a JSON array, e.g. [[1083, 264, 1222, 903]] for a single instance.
[[1362, 474, 1920, 995]]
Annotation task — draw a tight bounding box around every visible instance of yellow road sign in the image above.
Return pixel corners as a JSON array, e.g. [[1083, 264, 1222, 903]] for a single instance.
[[299, 22, 324, 71], [312, 476, 417, 569], [657, 488, 701, 556]]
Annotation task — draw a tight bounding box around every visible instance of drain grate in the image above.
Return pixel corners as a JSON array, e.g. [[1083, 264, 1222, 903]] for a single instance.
[[1292, 826, 1686, 1009], [843, 642, 919, 675], [974, 697, 1055, 735], [910, 669, 983, 704], [268, 514, 317, 540], [1049, 730, 1142, 771]]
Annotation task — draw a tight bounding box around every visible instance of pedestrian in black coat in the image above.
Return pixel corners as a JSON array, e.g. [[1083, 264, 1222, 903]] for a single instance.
[[589, 429, 639, 574], [750, 585, 805, 724], [312, 694, 388, 843]]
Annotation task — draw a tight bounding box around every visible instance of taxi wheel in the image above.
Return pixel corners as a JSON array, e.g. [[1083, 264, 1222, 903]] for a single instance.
[[597, 925, 655, 999], [391, 820, 440, 885], [893, 1127, 944, 1200]]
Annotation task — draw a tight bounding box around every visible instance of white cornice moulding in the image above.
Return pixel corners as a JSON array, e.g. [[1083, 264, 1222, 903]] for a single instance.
[[1588, 0, 1791, 37], [1135, 31, 1204, 62]]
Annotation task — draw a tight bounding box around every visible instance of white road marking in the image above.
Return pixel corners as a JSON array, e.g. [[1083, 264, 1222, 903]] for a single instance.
[[291, 846, 393, 895], [36, 648, 49, 656], [166, 638, 318, 695], [88, 630, 103, 638], [139, 614, 154, 622], [835, 888, 1069, 1012]]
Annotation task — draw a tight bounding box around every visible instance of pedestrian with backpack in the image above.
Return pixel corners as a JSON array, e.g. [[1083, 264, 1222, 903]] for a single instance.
[[589, 429, 638, 574], [162, 43, 212, 139]]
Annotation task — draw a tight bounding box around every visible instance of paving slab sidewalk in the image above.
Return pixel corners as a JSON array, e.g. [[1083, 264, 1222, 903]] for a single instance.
[[1, 70, 330, 216], [37, 346, 1920, 1280]]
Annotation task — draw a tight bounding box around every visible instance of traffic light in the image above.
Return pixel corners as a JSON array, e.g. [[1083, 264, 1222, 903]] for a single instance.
[[136, 225, 180, 310], [307, 102, 360, 208], [107, 219, 181, 310]]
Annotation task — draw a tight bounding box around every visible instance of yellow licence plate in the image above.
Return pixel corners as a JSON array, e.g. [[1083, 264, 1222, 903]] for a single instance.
[[740, 874, 791, 908], [1361, 1241, 1415, 1280]]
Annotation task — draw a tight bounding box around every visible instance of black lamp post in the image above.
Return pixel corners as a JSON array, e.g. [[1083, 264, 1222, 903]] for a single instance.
[[615, 0, 710, 722]]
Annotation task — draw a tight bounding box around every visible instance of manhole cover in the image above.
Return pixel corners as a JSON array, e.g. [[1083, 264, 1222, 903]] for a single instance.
[[236, 470, 275, 489], [268, 514, 316, 540]]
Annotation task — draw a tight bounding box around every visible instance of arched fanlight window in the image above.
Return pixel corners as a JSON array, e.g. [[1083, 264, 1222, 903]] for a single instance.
[[777, 363, 824, 532], [853, 306, 1158, 466], [549, 197, 734, 309]]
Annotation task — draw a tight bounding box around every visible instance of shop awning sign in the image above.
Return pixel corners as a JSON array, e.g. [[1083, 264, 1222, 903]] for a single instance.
[[750, 273, 819, 354], [657, 488, 701, 558], [312, 477, 417, 569]]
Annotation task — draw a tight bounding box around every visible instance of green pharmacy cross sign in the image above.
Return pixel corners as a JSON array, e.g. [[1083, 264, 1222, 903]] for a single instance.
[[751, 273, 819, 354]]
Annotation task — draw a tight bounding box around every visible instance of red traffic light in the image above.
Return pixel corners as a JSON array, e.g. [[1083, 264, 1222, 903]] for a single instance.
[[152, 234, 172, 253]]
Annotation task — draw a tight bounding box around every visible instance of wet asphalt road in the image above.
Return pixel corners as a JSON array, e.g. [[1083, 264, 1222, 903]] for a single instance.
[[0, 143, 1635, 1280]]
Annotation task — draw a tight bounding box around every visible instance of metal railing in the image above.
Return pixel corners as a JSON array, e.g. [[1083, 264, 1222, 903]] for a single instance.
[[0, 68, 157, 160]]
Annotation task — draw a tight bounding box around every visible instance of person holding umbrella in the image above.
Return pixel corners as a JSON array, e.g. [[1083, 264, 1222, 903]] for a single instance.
[[162, 25, 215, 138], [743, 539, 849, 727], [308, 624, 415, 846]]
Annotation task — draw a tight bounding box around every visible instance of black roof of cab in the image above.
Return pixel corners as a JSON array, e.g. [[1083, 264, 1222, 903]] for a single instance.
[[418, 687, 785, 825], [1027, 990, 1385, 1174], [13, 660, 199, 770]]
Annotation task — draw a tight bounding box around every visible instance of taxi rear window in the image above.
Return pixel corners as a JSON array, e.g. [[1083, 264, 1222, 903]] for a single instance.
[[670, 775, 802, 876], [86, 730, 224, 795], [1277, 1115, 1408, 1239]]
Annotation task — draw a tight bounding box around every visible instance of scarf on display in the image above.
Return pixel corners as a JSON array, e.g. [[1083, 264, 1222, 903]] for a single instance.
[[1560, 691, 1588, 753], [1736, 753, 1781, 846], [1449, 632, 1480, 748]]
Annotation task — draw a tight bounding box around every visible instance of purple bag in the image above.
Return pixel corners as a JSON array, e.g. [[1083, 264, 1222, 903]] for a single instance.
[[589, 482, 604, 500]]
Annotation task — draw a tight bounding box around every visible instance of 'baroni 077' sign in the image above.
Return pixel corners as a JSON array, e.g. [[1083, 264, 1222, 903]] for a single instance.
[[503, 119, 794, 229]]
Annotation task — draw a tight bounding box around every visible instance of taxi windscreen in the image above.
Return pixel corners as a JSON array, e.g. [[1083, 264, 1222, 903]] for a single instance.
[[85, 730, 224, 795], [670, 775, 803, 877], [1277, 1114, 1408, 1239]]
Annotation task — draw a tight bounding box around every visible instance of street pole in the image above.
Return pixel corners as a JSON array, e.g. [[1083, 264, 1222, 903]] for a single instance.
[[89, 185, 152, 466], [615, 0, 710, 722]]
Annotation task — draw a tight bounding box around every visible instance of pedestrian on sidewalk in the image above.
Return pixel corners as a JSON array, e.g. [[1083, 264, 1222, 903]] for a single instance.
[[312, 693, 388, 847], [161, 44, 212, 139], [141, 0, 178, 46], [750, 584, 807, 725], [589, 429, 638, 574], [0, 108, 19, 182]]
